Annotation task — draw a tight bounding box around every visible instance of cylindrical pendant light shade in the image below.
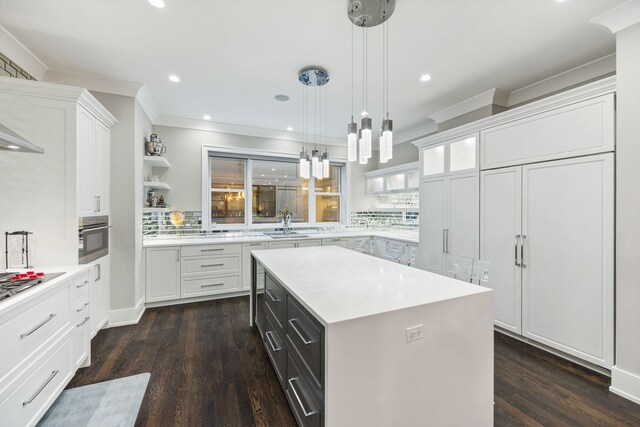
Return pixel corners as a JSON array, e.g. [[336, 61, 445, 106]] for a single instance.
[[382, 118, 393, 160], [322, 152, 330, 177], [361, 117, 372, 159], [347, 121, 358, 162], [358, 131, 367, 165], [379, 130, 388, 163]]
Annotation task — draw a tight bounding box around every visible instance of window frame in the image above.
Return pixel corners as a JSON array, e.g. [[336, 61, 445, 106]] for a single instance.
[[201, 146, 347, 229]]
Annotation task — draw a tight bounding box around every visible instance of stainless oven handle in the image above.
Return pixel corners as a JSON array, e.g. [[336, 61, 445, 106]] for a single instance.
[[80, 225, 112, 233]]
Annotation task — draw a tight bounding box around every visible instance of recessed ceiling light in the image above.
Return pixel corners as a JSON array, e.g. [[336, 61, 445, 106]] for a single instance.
[[275, 94, 290, 102], [7, 145, 20, 150], [361, 111, 368, 117], [420, 74, 432, 82], [168, 74, 180, 82], [271, 168, 276, 171], [149, 0, 165, 8], [286, 126, 293, 131], [203, 115, 211, 120]]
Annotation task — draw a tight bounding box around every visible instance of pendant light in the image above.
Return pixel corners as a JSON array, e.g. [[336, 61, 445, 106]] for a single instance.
[[298, 66, 330, 180], [347, 25, 358, 162], [381, 20, 393, 161], [358, 129, 367, 165]]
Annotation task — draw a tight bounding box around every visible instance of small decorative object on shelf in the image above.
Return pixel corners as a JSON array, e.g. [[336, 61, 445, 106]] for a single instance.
[[169, 211, 184, 227], [146, 189, 157, 207], [156, 195, 167, 208], [145, 133, 167, 156]]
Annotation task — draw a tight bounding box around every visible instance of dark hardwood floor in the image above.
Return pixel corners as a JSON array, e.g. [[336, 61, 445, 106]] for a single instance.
[[69, 297, 640, 426]]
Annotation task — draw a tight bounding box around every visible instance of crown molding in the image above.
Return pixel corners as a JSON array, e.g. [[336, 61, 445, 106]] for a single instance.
[[154, 114, 347, 147], [0, 24, 48, 80], [135, 85, 159, 123], [395, 121, 439, 145], [591, 0, 640, 34], [428, 88, 509, 125], [43, 68, 143, 98], [412, 76, 616, 148]]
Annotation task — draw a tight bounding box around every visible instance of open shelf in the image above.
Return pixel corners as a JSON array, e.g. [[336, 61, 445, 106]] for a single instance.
[[143, 181, 171, 190], [143, 207, 171, 213], [143, 155, 171, 168]]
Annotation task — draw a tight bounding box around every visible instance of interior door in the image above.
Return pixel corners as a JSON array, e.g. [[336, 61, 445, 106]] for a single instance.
[[480, 167, 522, 334], [420, 177, 446, 273], [446, 172, 479, 259], [521, 154, 614, 368]]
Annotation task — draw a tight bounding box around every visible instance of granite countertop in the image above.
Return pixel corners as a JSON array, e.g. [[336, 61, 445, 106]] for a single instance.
[[251, 246, 490, 326], [142, 229, 419, 247]]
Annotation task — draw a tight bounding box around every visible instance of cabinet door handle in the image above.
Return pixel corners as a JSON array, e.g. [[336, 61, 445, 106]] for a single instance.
[[200, 248, 224, 252], [21, 314, 56, 338], [265, 288, 280, 302], [76, 302, 90, 312], [515, 235, 521, 267], [288, 378, 317, 417], [77, 316, 90, 327], [76, 280, 89, 289], [94, 196, 98, 212], [200, 263, 224, 268], [521, 235, 527, 268], [201, 283, 224, 288], [265, 331, 282, 352], [95, 264, 101, 281], [97, 195, 101, 212], [442, 229, 446, 253], [23, 370, 59, 406], [288, 318, 313, 345]]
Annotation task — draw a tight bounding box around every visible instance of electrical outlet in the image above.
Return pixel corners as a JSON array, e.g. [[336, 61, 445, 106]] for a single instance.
[[406, 324, 424, 343]]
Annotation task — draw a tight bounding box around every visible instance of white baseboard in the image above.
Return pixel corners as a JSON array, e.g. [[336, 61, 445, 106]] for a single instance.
[[610, 366, 640, 405], [107, 297, 146, 327]]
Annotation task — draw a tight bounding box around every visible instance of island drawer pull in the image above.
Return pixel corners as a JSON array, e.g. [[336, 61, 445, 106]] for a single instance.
[[288, 378, 316, 417], [201, 248, 224, 252], [76, 280, 89, 288], [289, 318, 313, 345], [77, 316, 90, 327], [201, 283, 224, 288], [266, 288, 280, 303], [23, 370, 59, 406], [265, 331, 281, 352], [200, 263, 224, 268], [76, 302, 90, 312], [21, 314, 56, 338]]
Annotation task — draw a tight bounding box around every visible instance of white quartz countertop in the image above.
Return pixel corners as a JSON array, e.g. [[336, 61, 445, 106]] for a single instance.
[[252, 246, 490, 325], [143, 230, 419, 247]]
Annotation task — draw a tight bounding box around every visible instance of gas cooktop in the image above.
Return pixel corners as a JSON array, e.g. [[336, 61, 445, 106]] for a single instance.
[[0, 271, 65, 302]]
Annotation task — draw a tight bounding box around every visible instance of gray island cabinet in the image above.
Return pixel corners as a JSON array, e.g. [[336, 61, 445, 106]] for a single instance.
[[250, 246, 493, 427]]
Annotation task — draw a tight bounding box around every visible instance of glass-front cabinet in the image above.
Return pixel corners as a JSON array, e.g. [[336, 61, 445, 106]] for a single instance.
[[421, 134, 478, 177], [364, 161, 419, 194]]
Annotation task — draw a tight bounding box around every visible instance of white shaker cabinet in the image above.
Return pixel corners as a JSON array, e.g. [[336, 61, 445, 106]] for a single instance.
[[145, 247, 181, 303], [421, 134, 478, 178], [480, 154, 614, 368], [89, 256, 109, 337], [77, 107, 111, 216]]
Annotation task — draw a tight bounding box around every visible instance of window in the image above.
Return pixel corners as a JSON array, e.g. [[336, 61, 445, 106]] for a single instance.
[[204, 150, 345, 227]]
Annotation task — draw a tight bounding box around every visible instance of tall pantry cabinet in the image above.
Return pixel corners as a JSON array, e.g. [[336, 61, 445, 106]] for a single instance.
[[416, 79, 615, 369]]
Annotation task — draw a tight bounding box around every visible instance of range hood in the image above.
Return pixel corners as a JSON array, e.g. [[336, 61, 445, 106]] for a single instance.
[[0, 121, 44, 154]]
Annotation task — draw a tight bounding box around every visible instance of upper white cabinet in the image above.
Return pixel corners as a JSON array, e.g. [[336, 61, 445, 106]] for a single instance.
[[77, 107, 111, 216], [364, 162, 419, 195], [480, 94, 614, 169], [421, 135, 478, 178]]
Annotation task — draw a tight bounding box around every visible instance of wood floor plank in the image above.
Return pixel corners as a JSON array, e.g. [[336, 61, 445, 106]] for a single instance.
[[68, 296, 640, 426]]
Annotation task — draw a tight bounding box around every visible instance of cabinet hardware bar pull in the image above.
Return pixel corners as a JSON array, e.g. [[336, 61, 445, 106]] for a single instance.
[[265, 288, 280, 302], [21, 314, 56, 338], [23, 370, 59, 406], [442, 229, 446, 253], [265, 331, 282, 352], [521, 235, 527, 268], [288, 318, 313, 345], [201, 248, 224, 252], [77, 316, 90, 327], [515, 235, 521, 266], [97, 195, 101, 212], [80, 225, 112, 234], [76, 280, 89, 288], [201, 283, 224, 288], [445, 229, 450, 254], [76, 302, 90, 312], [200, 263, 224, 268], [288, 378, 317, 417]]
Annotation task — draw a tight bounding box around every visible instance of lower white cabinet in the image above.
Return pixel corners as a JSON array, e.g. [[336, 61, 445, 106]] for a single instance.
[[481, 153, 614, 368], [89, 256, 109, 338], [72, 270, 91, 369], [145, 246, 181, 303], [322, 238, 349, 248], [348, 237, 371, 254]]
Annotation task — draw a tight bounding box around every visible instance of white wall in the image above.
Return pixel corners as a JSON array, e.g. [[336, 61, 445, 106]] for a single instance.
[[376, 141, 419, 169]]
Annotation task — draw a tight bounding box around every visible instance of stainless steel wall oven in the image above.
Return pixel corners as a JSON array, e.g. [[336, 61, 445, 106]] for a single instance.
[[78, 216, 110, 264]]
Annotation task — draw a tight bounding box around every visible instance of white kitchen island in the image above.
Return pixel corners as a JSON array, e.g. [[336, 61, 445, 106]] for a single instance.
[[250, 246, 493, 427]]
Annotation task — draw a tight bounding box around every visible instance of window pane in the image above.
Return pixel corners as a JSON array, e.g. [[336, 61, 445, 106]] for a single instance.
[[210, 157, 245, 189], [211, 191, 245, 224], [316, 195, 340, 222], [252, 159, 308, 223], [316, 165, 341, 193]]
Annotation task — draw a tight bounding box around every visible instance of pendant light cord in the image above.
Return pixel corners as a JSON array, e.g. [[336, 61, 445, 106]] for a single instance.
[[362, 25, 366, 116], [351, 24, 354, 121]]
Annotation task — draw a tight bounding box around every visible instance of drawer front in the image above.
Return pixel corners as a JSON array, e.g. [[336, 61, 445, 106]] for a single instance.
[[182, 255, 240, 276], [285, 351, 322, 427], [72, 273, 90, 310], [286, 295, 323, 388], [0, 335, 73, 427], [348, 238, 370, 253], [269, 241, 297, 249], [0, 285, 71, 383], [181, 274, 241, 298], [264, 308, 285, 386], [321, 238, 349, 248], [296, 239, 321, 248], [73, 315, 90, 368], [265, 273, 285, 329], [180, 243, 241, 257]]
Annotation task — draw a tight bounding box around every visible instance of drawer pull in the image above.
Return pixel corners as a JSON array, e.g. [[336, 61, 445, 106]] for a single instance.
[[201, 283, 224, 288], [77, 316, 90, 327], [21, 314, 56, 338], [265, 331, 282, 352], [201, 263, 224, 268], [23, 370, 59, 406], [76, 302, 90, 312], [201, 248, 224, 252], [76, 280, 89, 288], [265, 288, 280, 303], [288, 318, 313, 345], [288, 378, 316, 417]]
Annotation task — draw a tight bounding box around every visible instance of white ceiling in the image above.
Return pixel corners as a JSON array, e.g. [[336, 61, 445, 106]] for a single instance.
[[0, 0, 624, 139]]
